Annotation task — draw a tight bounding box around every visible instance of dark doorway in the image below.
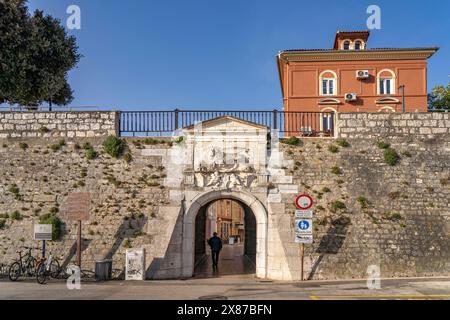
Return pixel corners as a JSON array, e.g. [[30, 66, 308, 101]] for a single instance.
[[194, 199, 256, 278]]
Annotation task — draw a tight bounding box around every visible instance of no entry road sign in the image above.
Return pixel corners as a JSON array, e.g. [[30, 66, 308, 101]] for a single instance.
[[295, 194, 313, 210]]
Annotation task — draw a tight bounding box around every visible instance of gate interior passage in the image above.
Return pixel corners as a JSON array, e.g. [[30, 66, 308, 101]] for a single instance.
[[194, 199, 256, 278], [118, 110, 335, 137]]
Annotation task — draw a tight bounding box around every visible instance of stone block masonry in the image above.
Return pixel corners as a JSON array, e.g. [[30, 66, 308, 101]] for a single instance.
[[337, 112, 450, 139], [0, 112, 119, 138], [277, 132, 450, 280], [0, 111, 449, 281], [0, 137, 172, 277]]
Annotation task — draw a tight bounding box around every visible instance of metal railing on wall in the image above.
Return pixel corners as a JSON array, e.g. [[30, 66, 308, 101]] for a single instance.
[[118, 109, 335, 137]]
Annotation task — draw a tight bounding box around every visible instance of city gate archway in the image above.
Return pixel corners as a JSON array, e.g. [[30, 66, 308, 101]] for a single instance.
[[182, 190, 267, 279]]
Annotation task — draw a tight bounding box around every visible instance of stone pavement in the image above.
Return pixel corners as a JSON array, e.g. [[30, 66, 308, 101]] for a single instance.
[[193, 244, 255, 279], [0, 277, 449, 300]]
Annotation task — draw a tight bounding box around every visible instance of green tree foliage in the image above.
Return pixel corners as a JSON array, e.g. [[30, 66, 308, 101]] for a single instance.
[[0, 0, 81, 107], [428, 84, 450, 111], [39, 213, 62, 240]]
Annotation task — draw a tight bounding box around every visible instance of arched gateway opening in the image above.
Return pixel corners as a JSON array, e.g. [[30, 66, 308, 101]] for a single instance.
[[194, 199, 256, 277], [182, 190, 267, 279]]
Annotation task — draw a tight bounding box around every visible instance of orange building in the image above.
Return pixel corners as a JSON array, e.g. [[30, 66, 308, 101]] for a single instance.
[[206, 200, 245, 242], [277, 31, 438, 114]]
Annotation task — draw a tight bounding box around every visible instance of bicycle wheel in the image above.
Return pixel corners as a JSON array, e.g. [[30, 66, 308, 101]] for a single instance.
[[8, 262, 21, 281], [49, 259, 61, 279], [36, 261, 48, 285]]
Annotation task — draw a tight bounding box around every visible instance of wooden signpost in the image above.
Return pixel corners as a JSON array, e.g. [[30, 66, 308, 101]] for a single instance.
[[62, 192, 91, 268]]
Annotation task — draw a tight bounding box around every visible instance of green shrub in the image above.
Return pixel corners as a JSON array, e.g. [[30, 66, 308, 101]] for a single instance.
[[336, 138, 350, 148], [173, 136, 184, 144], [19, 142, 28, 150], [83, 142, 93, 150], [10, 211, 23, 220], [328, 145, 339, 153], [282, 136, 301, 146], [330, 200, 346, 212], [321, 187, 331, 193], [331, 166, 342, 175], [383, 212, 402, 221], [0, 213, 9, 219], [39, 213, 62, 240], [439, 177, 449, 186], [384, 148, 399, 166], [0, 219, 5, 229], [356, 196, 368, 208], [39, 126, 50, 133], [49, 207, 59, 214], [8, 184, 21, 200], [143, 138, 160, 145], [49, 144, 61, 152], [107, 176, 121, 187], [123, 239, 132, 248], [103, 136, 125, 157], [377, 141, 390, 149], [85, 147, 98, 160], [123, 152, 133, 163]]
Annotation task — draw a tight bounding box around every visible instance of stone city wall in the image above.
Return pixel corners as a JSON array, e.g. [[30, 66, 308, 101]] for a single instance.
[[0, 112, 119, 138], [0, 137, 173, 279], [336, 112, 450, 139], [273, 119, 450, 280], [0, 111, 449, 281]]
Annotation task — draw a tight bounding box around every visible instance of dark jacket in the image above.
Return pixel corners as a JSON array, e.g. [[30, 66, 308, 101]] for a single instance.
[[207, 236, 222, 252]]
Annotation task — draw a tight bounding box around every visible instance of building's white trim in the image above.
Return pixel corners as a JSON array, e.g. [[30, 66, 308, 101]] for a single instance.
[[377, 106, 396, 113], [375, 97, 400, 104], [377, 69, 396, 95], [353, 39, 366, 50], [319, 70, 338, 96], [341, 39, 352, 50], [318, 98, 341, 105]]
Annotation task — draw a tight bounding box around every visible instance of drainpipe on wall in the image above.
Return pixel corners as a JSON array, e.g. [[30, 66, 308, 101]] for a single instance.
[[399, 85, 405, 113]]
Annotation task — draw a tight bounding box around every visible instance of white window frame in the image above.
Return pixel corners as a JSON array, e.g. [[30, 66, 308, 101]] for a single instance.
[[319, 70, 338, 96], [377, 69, 396, 95], [322, 78, 335, 96]]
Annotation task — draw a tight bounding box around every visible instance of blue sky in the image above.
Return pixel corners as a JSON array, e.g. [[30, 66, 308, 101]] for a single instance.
[[26, 0, 450, 110]]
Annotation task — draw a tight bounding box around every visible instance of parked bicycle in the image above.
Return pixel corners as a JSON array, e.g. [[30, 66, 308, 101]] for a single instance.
[[36, 251, 61, 284], [8, 246, 38, 281]]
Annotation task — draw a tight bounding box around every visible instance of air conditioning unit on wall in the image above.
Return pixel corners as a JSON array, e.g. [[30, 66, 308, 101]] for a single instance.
[[356, 70, 370, 79], [345, 93, 357, 102]]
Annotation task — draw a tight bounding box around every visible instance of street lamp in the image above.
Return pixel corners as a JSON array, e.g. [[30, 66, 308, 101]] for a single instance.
[[399, 85, 405, 113]]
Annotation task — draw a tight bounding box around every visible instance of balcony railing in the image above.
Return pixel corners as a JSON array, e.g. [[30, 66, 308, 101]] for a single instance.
[[118, 109, 335, 137]]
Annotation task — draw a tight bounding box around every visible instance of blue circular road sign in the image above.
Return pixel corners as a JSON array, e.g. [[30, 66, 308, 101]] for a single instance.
[[298, 220, 310, 230]]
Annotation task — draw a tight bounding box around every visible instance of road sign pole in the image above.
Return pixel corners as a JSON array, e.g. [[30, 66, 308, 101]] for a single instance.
[[77, 220, 82, 268], [300, 243, 305, 281], [42, 240, 46, 259]]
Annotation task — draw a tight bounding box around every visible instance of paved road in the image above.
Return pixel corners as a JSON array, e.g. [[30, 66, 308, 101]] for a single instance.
[[1, 276, 449, 300]]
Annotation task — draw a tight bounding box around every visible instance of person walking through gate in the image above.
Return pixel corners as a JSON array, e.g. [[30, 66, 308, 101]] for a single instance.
[[207, 232, 223, 270]]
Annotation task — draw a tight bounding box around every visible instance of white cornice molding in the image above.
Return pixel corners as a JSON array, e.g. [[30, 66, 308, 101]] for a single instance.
[[280, 49, 438, 62]]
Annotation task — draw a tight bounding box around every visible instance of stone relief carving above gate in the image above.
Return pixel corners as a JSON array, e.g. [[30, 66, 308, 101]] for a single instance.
[[177, 116, 269, 190]]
